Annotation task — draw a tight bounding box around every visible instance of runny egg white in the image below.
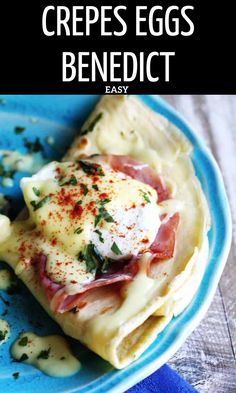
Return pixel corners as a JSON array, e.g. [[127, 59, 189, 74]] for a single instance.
[[19, 160, 161, 291]]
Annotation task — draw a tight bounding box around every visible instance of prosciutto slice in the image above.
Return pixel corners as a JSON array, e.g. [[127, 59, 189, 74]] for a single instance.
[[32, 254, 63, 300], [33, 253, 135, 313], [91, 155, 170, 202], [150, 213, 180, 259], [146, 213, 179, 275], [51, 273, 133, 313], [33, 212, 179, 314]]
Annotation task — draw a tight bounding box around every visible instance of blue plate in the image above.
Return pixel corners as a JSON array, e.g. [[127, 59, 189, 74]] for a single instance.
[[0, 95, 232, 393]]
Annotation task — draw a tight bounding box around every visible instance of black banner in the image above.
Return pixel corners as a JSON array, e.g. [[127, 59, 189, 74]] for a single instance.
[[0, 0, 235, 94]]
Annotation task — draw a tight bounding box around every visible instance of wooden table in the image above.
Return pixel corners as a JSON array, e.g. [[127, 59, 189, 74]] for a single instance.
[[162, 96, 236, 392]]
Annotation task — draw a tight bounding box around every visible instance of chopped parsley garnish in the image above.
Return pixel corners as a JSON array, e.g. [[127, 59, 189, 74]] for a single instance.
[[81, 112, 103, 135], [99, 258, 110, 274], [111, 242, 122, 255], [80, 183, 89, 195], [92, 184, 99, 191], [94, 198, 113, 227], [94, 205, 115, 227], [80, 243, 104, 274], [32, 187, 40, 197], [19, 353, 29, 362], [98, 198, 111, 206], [14, 126, 25, 134], [140, 190, 151, 203], [18, 336, 28, 346], [30, 195, 51, 211], [37, 348, 51, 360], [76, 200, 82, 205], [80, 243, 110, 275], [79, 161, 105, 176], [60, 175, 77, 186], [94, 229, 104, 243], [0, 330, 7, 341], [12, 372, 20, 379], [24, 137, 43, 153], [69, 307, 78, 314], [74, 227, 83, 234]]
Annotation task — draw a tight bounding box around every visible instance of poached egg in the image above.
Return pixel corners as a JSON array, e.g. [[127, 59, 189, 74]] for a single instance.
[[20, 159, 161, 291]]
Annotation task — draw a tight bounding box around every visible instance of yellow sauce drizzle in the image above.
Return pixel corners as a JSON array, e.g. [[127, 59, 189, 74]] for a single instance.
[[0, 269, 12, 291], [0, 193, 9, 213], [0, 149, 47, 178], [0, 319, 10, 345], [11, 332, 81, 377]]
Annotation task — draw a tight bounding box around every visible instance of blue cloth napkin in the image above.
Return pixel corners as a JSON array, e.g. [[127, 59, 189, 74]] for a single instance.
[[126, 365, 198, 393]]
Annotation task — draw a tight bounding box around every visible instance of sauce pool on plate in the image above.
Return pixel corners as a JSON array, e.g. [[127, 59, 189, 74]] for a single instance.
[[0, 269, 13, 291], [0, 319, 10, 345], [11, 332, 81, 377]]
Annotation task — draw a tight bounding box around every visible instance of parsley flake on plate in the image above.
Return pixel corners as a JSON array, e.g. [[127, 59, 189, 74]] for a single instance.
[[14, 126, 25, 134], [0, 329, 7, 341], [19, 353, 29, 362], [37, 348, 51, 360], [24, 137, 43, 153], [18, 336, 28, 346]]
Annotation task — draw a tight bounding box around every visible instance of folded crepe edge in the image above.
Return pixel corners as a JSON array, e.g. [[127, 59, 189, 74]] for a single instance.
[[4, 231, 207, 369]]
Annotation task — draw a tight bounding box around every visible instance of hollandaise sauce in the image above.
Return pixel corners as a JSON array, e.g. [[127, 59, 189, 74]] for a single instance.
[[11, 332, 81, 377], [0, 319, 10, 345], [0, 269, 12, 291]]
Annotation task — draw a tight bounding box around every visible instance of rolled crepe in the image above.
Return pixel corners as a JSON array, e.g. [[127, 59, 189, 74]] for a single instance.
[[0, 96, 210, 368]]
